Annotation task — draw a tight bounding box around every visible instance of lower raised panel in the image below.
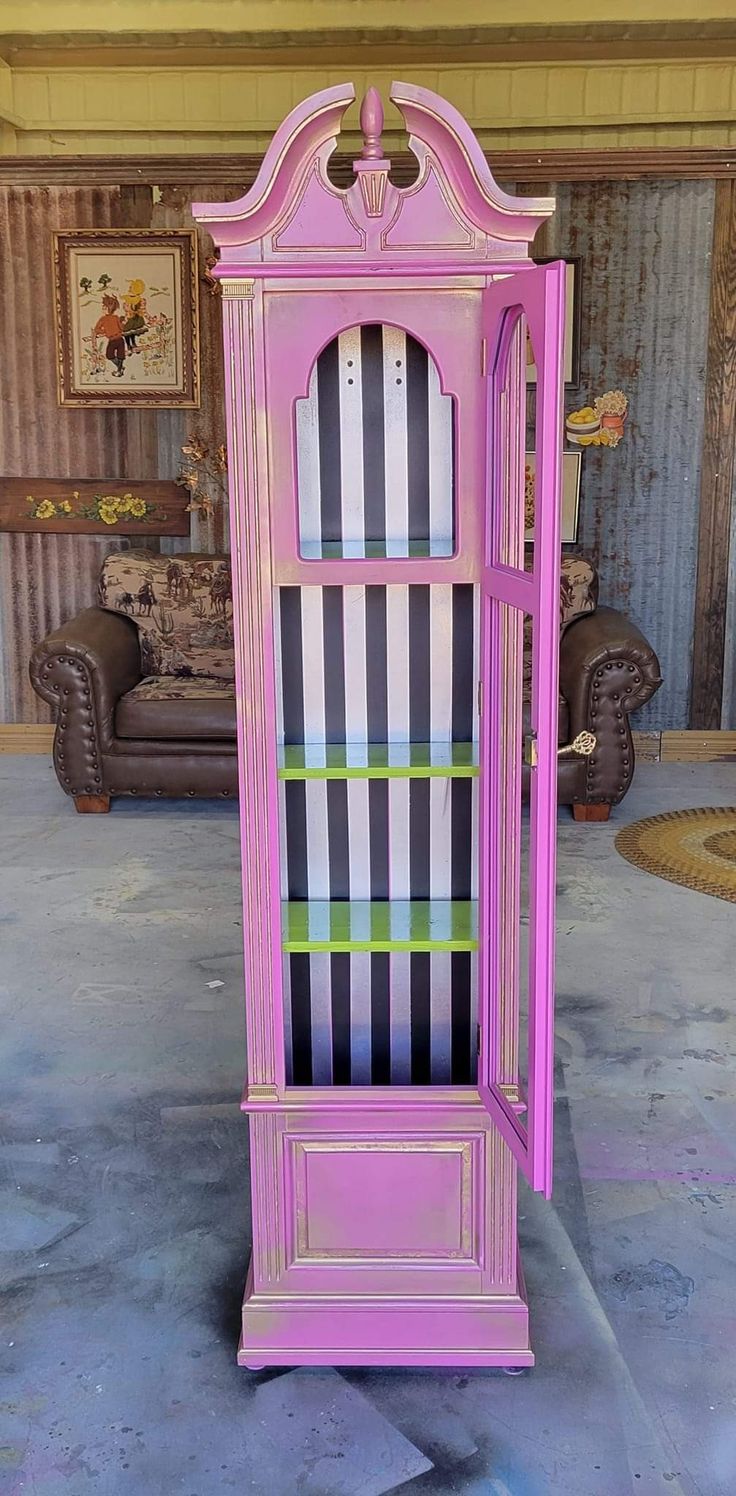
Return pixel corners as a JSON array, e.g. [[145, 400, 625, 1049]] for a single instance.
[[247, 1105, 517, 1300], [290, 1137, 476, 1261]]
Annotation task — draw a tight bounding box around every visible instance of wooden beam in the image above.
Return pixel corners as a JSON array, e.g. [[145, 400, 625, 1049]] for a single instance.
[[632, 730, 661, 762], [1, 148, 736, 189], [661, 729, 736, 761], [0, 724, 55, 753], [0, 477, 190, 535], [690, 178, 736, 729]]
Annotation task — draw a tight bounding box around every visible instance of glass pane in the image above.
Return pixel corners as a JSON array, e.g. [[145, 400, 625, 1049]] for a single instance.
[[490, 601, 540, 1119], [274, 580, 480, 1087], [296, 324, 456, 559], [524, 310, 538, 574], [490, 310, 527, 572], [284, 951, 478, 1086]]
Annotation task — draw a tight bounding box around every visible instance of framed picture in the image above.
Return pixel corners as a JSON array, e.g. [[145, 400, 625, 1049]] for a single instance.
[[53, 229, 200, 408], [526, 257, 581, 388], [525, 450, 582, 544]]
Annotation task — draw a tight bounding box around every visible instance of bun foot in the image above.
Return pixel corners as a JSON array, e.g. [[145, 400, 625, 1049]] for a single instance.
[[74, 794, 111, 813], [572, 802, 611, 822]]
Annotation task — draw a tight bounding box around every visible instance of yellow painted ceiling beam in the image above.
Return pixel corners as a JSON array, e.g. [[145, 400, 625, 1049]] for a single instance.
[[6, 59, 736, 134], [3, 0, 736, 36]]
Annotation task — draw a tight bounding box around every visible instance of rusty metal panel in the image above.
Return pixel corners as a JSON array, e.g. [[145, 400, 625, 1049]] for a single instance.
[[540, 179, 714, 730], [0, 181, 236, 723], [0, 186, 133, 723], [0, 177, 715, 728], [722, 464, 736, 728], [152, 184, 240, 560]]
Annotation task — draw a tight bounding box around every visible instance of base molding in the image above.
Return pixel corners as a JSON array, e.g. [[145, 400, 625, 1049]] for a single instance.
[[0, 724, 55, 754], [632, 728, 736, 762], [237, 1259, 534, 1370]]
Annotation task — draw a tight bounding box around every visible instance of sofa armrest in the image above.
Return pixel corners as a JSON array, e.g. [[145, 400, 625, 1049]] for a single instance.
[[560, 606, 662, 727], [559, 606, 662, 808], [29, 608, 141, 794]]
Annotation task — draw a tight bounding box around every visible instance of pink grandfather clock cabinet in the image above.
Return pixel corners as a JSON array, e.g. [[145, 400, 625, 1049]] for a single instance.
[[193, 81, 565, 1369]]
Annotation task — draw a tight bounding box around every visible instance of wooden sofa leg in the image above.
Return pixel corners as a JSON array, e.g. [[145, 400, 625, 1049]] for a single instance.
[[74, 794, 111, 814], [572, 802, 611, 822]]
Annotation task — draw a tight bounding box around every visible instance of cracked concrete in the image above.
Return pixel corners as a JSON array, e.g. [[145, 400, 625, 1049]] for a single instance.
[[0, 757, 734, 1495]]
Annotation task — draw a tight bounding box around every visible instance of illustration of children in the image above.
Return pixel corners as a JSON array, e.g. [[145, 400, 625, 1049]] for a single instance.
[[93, 293, 126, 377], [122, 278, 148, 354]]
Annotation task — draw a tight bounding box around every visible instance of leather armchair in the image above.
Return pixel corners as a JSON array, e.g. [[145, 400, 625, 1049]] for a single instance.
[[556, 606, 662, 819], [30, 547, 662, 818], [30, 605, 237, 812]]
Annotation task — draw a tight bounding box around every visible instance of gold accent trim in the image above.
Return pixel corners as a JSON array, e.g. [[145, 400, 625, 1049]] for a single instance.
[[291, 1138, 476, 1262], [247, 1084, 280, 1099], [558, 729, 596, 758], [498, 1082, 523, 1105], [220, 278, 255, 298], [523, 729, 538, 768], [356, 162, 390, 217], [194, 94, 351, 225], [390, 93, 555, 225]]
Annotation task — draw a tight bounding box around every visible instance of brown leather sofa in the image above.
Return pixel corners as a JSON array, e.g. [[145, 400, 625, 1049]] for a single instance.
[[30, 549, 661, 819]]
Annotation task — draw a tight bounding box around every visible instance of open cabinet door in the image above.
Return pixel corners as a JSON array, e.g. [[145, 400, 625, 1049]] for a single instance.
[[477, 261, 565, 1198]]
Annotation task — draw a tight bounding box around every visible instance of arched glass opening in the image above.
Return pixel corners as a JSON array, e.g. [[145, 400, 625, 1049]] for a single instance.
[[296, 324, 456, 559]]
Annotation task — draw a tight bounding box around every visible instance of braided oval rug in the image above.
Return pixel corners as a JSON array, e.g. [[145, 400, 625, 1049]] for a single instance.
[[615, 807, 736, 905]]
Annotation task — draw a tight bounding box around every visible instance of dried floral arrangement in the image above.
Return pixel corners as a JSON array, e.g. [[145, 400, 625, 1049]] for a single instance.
[[177, 435, 228, 519]]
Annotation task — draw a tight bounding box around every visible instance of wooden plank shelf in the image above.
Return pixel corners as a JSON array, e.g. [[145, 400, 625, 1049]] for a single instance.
[[282, 900, 478, 953], [278, 742, 478, 779]]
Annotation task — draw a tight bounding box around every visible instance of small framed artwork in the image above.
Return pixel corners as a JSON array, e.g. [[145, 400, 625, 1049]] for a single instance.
[[525, 450, 582, 544], [526, 257, 581, 388], [53, 229, 200, 408]]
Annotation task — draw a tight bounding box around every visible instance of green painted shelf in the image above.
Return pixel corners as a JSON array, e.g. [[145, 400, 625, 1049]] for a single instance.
[[300, 538, 454, 561], [278, 742, 478, 780], [282, 900, 478, 953]]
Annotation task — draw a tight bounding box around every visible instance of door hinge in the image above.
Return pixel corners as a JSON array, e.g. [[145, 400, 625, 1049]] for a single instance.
[[480, 337, 487, 377], [477, 680, 482, 716], [523, 729, 538, 769], [476, 1022, 481, 1055]]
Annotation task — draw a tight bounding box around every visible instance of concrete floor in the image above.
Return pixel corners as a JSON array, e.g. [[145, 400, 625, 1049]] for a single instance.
[[1, 758, 735, 1496]]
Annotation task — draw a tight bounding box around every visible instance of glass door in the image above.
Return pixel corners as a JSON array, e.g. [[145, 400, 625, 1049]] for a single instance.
[[477, 262, 565, 1197]]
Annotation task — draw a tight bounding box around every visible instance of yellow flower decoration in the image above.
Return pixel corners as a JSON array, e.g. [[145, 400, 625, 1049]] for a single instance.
[[59, 499, 73, 514], [34, 499, 57, 519], [128, 497, 148, 518], [97, 500, 120, 526]]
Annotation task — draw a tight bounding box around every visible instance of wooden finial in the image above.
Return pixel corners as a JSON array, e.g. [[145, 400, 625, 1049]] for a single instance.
[[360, 87, 384, 160]]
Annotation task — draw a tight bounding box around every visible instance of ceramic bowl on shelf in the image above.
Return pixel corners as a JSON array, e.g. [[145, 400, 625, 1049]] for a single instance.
[[566, 414, 600, 440]]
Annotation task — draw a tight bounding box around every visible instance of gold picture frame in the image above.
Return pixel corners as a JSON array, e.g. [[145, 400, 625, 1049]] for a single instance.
[[525, 450, 582, 544], [53, 229, 200, 408]]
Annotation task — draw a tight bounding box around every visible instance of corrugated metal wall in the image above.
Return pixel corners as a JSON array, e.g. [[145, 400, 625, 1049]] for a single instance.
[[0, 181, 236, 723], [723, 465, 736, 729], [0, 176, 718, 728], [536, 179, 715, 731]]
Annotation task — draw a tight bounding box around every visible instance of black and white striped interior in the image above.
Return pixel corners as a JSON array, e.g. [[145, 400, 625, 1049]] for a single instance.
[[296, 325, 455, 557], [275, 584, 480, 1085]]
